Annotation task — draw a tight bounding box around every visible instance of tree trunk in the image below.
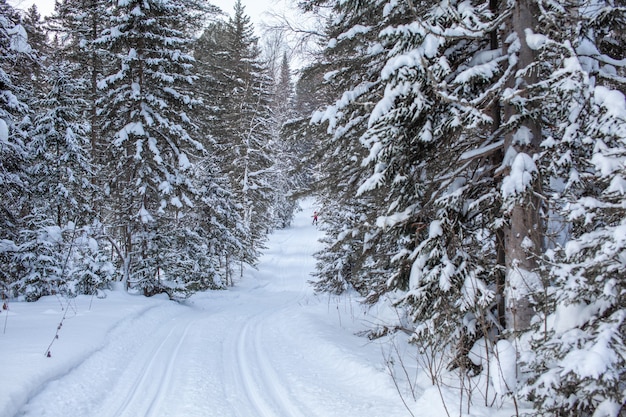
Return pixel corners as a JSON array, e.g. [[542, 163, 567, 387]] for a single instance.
[[502, 0, 543, 333], [489, 0, 508, 332]]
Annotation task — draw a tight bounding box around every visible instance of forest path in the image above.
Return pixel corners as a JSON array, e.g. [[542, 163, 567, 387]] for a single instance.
[[10, 199, 408, 417]]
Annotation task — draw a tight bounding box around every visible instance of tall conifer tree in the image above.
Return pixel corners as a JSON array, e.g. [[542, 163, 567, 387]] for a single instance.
[[47, 0, 112, 217], [521, 2, 626, 414], [303, 0, 626, 414], [0, 0, 33, 297], [97, 0, 213, 294], [197, 0, 278, 269]]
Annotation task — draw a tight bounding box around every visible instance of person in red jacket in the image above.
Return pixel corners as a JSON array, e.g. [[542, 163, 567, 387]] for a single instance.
[[312, 211, 319, 225]]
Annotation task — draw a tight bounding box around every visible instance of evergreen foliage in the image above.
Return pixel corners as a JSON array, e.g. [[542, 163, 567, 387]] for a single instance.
[[46, 0, 112, 205], [519, 3, 626, 414], [0, 0, 36, 297], [95, 0, 229, 293], [302, 0, 626, 415], [271, 51, 300, 228], [30, 66, 92, 227], [1, 0, 298, 300], [304, 0, 393, 300], [194, 0, 281, 269]]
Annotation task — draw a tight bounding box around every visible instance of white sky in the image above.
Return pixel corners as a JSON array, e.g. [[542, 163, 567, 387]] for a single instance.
[[9, 0, 287, 31], [9, 0, 312, 70], [212, 0, 283, 28]]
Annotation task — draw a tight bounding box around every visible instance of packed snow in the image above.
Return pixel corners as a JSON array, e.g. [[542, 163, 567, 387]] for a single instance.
[[1, 199, 410, 417], [1, 199, 529, 417]]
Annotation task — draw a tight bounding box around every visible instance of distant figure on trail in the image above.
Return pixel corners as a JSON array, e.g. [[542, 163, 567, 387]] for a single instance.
[[312, 211, 319, 225]]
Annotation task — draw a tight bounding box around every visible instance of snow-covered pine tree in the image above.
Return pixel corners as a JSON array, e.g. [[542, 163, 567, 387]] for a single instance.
[[0, 2, 98, 301], [285, 58, 330, 194], [303, 2, 505, 368], [20, 4, 46, 58], [31, 0, 120, 297], [18, 62, 108, 298], [196, 1, 279, 270], [192, 22, 251, 284], [191, 158, 246, 288], [270, 51, 300, 228], [227, 0, 280, 249], [30, 66, 92, 228], [337, 0, 508, 371], [274, 51, 295, 127], [96, 0, 214, 295], [0, 0, 39, 298], [518, 2, 626, 415], [301, 0, 399, 299], [0, 0, 26, 200], [69, 222, 114, 296], [46, 0, 112, 216]]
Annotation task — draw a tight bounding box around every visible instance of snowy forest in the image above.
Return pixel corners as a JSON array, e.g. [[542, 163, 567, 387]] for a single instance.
[[1, 0, 625, 416]]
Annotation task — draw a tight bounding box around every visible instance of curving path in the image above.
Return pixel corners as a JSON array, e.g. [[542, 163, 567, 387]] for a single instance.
[[12, 200, 408, 417]]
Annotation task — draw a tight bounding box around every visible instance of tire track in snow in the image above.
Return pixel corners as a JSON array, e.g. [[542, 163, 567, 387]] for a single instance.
[[145, 318, 195, 417], [234, 320, 276, 417]]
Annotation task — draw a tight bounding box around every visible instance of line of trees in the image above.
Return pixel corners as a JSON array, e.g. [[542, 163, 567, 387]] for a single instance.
[[1, 0, 299, 300], [297, 0, 625, 415]]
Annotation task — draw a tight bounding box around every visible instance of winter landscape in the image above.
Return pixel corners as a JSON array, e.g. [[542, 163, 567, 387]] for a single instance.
[[0, 200, 415, 417], [1, 199, 529, 417], [2, 0, 625, 416]]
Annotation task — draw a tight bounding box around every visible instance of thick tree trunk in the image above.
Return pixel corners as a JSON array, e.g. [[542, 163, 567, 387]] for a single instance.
[[502, 0, 543, 333]]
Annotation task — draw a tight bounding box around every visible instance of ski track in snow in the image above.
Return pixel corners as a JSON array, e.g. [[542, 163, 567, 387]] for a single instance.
[[231, 318, 307, 417], [108, 319, 195, 417], [4, 199, 409, 417]]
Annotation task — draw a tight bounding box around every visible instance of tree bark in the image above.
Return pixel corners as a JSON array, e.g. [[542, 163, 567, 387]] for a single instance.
[[488, 0, 508, 332], [502, 0, 543, 333]]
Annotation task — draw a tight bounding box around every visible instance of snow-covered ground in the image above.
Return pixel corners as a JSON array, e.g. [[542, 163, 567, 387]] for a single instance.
[[1, 199, 526, 417], [1, 199, 413, 417]]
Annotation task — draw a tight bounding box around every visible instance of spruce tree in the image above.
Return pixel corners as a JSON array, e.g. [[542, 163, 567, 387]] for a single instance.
[[30, 66, 92, 227], [274, 51, 295, 126], [302, 0, 395, 300], [96, 0, 214, 294], [193, 22, 250, 283], [7, 0, 120, 300], [25, 61, 116, 297], [271, 51, 300, 228], [228, 0, 278, 244], [197, 0, 279, 269], [304, 0, 625, 413], [46, 0, 112, 217], [520, 2, 626, 415], [0, 0, 33, 298]]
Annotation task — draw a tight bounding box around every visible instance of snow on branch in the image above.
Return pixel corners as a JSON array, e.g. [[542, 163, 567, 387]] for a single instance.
[[460, 139, 503, 161], [501, 152, 537, 199]]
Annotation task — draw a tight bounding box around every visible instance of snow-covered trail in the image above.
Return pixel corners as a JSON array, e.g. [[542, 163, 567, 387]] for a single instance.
[[4, 199, 409, 417]]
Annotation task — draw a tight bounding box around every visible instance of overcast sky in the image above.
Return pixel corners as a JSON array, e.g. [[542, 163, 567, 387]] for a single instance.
[[9, 0, 287, 31], [212, 0, 283, 28], [9, 0, 312, 70]]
